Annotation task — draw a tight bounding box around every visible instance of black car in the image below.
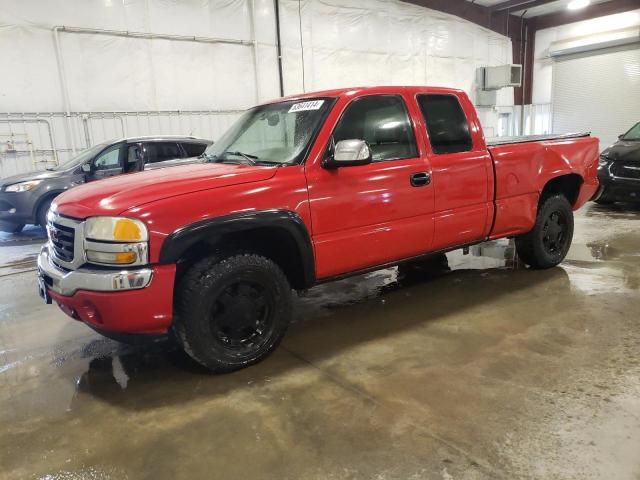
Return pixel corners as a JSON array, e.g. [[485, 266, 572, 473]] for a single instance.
[[0, 136, 212, 233], [595, 122, 640, 204]]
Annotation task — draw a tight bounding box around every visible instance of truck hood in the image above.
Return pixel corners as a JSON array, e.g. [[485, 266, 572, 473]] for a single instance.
[[601, 140, 640, 163], [54, 163, 278, 219], [1, 169, 69, 187]]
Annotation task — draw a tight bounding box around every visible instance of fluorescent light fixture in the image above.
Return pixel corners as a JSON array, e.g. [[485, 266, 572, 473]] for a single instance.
[[568, 0, 590, 10]]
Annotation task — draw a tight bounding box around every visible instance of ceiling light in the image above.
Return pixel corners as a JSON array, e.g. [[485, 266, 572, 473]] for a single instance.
[[568, 0, 590, 10]]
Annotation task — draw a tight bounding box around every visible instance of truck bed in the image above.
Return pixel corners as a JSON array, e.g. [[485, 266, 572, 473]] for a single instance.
[[486, 132, 591, 146]]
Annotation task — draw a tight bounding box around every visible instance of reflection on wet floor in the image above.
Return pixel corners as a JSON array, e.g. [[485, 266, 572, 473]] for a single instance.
[[0, 224, 46, 246], [1, 203, 640, 479]]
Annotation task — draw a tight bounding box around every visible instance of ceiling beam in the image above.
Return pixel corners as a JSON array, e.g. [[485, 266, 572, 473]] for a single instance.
[[490, 0, 557, 13], [530, 0, 640, 31]]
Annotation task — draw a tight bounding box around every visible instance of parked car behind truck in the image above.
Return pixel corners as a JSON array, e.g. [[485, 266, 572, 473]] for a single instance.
[[37, 86, 600, 373], [0, 136, 212, 233], [595, 121, 640, 204]]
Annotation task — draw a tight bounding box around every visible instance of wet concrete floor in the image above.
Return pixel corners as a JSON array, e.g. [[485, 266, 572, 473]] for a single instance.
[[1, 203, 639, 479]]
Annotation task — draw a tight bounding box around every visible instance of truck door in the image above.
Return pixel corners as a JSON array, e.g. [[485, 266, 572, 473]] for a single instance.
[[415, 93, 493, 250], [305, 93, 435, 279]]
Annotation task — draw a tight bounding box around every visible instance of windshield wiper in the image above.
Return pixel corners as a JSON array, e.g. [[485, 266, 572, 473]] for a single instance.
[[216, 151, 258, 166]]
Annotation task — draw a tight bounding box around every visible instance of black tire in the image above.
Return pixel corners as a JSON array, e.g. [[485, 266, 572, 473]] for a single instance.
[[174, 253, 292, 373], [594, 196, 614, 205], [516, 194, 574, 269], [37, 197, 54, 228], [0, 221, 24, 233]]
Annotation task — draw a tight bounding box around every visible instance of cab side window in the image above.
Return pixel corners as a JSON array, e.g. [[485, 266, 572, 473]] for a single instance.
[[181, 142, 207, 157], [144, 142, 183, 164], [333, 95, 417, 162], [417, 94, 472, 154], [93, 145, 121, 171], [126, 144, 143, 172]]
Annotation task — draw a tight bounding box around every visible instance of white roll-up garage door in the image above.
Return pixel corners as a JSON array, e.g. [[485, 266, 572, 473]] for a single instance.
[[552, 45, 640, 152]]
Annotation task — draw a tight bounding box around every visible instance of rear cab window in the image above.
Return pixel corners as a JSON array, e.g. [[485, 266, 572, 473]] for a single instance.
[[417, 94, 472, 154]]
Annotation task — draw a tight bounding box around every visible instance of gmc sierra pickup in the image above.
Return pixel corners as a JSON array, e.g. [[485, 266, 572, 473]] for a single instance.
[[37, 86, 600, 372]]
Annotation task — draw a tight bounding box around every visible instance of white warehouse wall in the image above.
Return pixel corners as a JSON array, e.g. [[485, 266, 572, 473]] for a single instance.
[[0, 0, 513, 175]]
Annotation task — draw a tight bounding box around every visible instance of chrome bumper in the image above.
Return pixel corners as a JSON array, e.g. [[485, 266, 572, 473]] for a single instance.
[[37, 245, 153, 296]]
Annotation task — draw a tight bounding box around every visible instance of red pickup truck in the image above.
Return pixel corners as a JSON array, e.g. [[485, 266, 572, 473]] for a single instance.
[[38, 86, 599, 372]]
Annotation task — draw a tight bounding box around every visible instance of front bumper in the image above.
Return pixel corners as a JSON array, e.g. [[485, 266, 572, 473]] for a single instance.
[[38, 245, 176, 334], [0, 192, 34, 224], [38, 244, 153, 295], [597, 165, 640, 202]]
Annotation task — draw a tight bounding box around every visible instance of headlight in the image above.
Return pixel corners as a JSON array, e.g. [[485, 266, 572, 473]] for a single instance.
[[85, 217, 148, 242], [5, 180, 42, 192], [83, 216, 149, 266], [598, 155, 609, 166]]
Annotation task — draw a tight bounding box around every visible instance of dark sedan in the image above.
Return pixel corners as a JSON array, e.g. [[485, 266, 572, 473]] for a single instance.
[[0, 135, 212, 233], [595, 122, 640, 205]]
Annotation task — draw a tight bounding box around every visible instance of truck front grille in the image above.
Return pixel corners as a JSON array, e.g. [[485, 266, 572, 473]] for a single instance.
[[50, 222, 76, 262], [612, 162, 640, 180]]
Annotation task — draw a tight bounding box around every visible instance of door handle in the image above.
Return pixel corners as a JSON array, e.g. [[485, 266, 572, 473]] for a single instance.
[[410, 172, 431, 187]]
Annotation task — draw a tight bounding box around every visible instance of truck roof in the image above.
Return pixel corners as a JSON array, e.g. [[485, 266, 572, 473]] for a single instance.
[[118, 135, 213, 144], [261, 86, 467, 106]]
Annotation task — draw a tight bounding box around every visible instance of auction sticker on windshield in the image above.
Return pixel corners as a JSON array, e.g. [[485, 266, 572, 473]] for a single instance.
[[288, 100, 324, 113]]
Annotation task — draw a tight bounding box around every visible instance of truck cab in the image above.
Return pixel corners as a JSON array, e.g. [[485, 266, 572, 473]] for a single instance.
[[37, 86, 600, 373]]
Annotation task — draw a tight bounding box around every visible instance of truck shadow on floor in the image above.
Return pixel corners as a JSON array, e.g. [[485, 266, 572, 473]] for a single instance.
[[67, 247, 575, 413]]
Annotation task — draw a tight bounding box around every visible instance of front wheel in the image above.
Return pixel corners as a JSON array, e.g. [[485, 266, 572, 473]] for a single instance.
[[174, 253, 292, 373], [516, 194, 574, 269], [37, 197, 55, 228]]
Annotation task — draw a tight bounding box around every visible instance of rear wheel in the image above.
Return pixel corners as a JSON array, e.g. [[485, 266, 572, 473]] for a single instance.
[[0, 221, 24, 233], [174, 253, 292, 373], [516, 194, 574, 269]]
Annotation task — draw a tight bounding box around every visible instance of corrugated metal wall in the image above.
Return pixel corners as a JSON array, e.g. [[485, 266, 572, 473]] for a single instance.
[[552, 45, 640, 151]]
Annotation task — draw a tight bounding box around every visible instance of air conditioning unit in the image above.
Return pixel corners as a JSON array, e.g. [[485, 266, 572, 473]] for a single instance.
[[480, 64, 522, 90]]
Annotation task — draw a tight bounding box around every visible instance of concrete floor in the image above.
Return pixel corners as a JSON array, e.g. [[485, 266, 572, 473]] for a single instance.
[[1, 203, 639, 480]]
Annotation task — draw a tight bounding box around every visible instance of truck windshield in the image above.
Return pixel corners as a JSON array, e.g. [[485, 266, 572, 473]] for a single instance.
[[50, 142, 109, 171], [622, 122, 640, 141], [203, 98, 333, 165]]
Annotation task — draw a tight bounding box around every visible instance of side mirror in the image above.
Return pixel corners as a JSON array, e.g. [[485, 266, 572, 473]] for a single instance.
[[618, 134, 624, 139], [323, 139, 372, 168], [81, 163, 91, 173]]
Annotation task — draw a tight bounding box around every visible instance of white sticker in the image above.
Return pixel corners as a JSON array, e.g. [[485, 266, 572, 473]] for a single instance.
[[288, 100, 324, 113]]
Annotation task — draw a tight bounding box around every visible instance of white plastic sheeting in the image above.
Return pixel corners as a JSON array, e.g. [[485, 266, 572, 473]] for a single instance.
[[279, 0, 513, 104], [0, 0, 513, 174]]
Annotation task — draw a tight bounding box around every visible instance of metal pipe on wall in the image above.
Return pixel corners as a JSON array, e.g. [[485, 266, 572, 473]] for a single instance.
[[248, 0, 261, 103], [52, 26, 254, 46], [274, 0, 285, 96], [0, 118, 59, 164], [52, 26, 77, 155]]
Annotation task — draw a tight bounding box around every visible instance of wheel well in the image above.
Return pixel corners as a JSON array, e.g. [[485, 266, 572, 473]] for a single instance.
[[33, 192, 60, 224], [174, 226, 310, 291], [541, 174, 583, 206]]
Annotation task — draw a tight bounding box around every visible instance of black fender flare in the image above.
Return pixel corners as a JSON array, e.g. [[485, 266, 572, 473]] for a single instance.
[[159, 209, 316, 288]]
